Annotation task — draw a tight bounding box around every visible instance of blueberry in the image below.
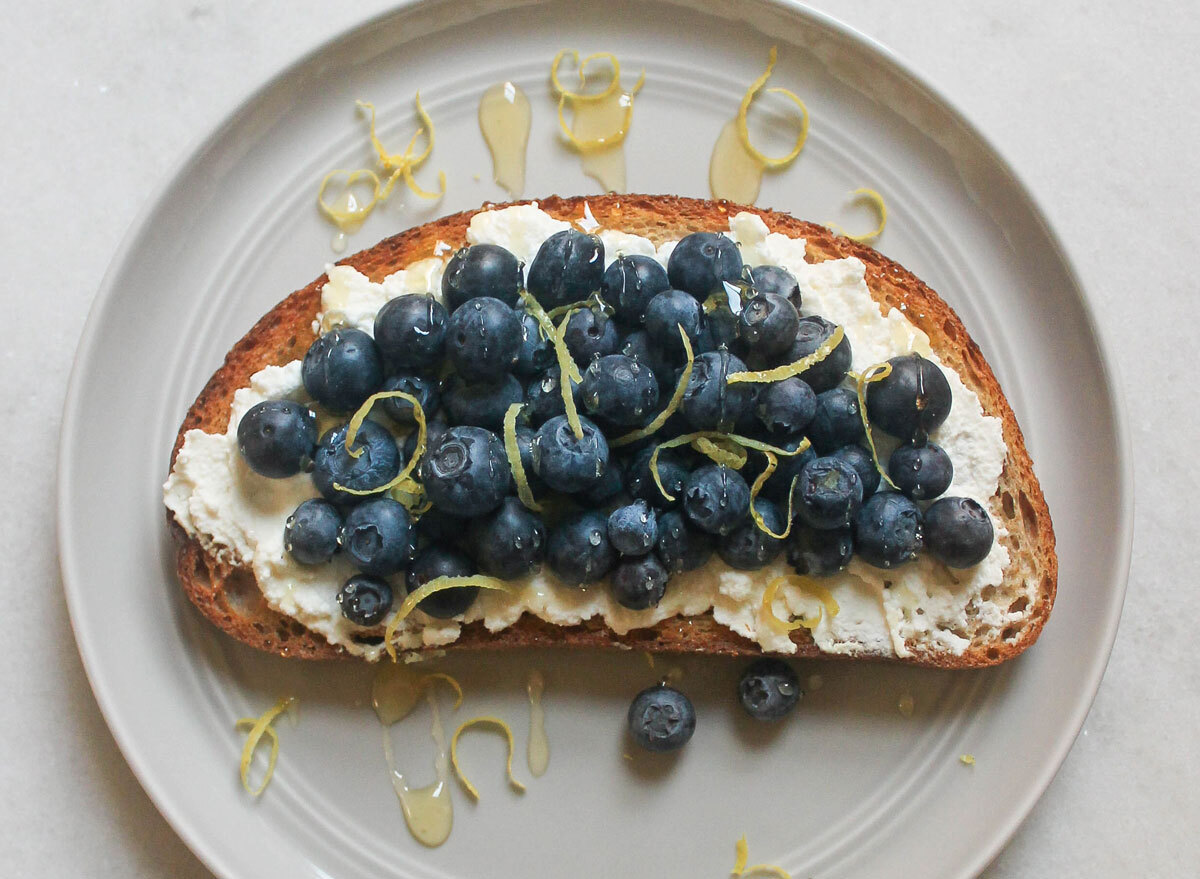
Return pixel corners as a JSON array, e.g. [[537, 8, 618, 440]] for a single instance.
[[340, 497, 414, 576], [283, 499, 341, 564], [532, 414, 609, 493], [924, 496, 994, 568], [774, 316, 852, 393], [830, 444, 880, 498], [718, 498, 786, 569], [680, 350, 756, 432], [749, 264, 801, 309], [301, 328, 384, 414], [738, 658, 801, 721], [337, 574, 393, 626], [786, 524, 854, 576], [808, 388, 866, 454], [628, 685, 695, 752], [525, 366, 581, 425], [445, 297, 522, 382], [746, 437, 816, 504], [443, 374, 524, 430], [739, 291, 799, 359], [526, 229, 604, 310], [441, 243, 523, 311], [855, 491, 923, 568], [563, 305, 621, 367], [655, 509, 714, 572], [576, 454, 625, 507], [865, 354, 952, 439], [621, 328, 678, 392], [608, 500, 659, 556], [695, 301, 743, 356], [237, 400, 318, 478], [379, 372, 440, 428], [683, 464, 750, 536], [602, 254, 670, 323], [419, 426, 509, 517], [507, 424, 546, 495], [667, 232, 743, 299], [514, 309, 556, 378], [311, 421, 401, 505], [888, 440, 953, 501], [406, 545, 478, 618], [795, 456, 863, 530], [415, 507, 459, 545], [610, 554, 670, 609], [547, 510, 616, 586], [628, 447, 689, 510], [373, 295, 448, 371], [755, 377, 816, 436], [643, 289, 705, 357], [581, 354, 660, 427], [405, 415, 447, 461], [468, 497, 547, 579]]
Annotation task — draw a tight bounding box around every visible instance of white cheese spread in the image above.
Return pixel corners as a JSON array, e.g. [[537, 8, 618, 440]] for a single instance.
[[164, 204, 1015, 661]]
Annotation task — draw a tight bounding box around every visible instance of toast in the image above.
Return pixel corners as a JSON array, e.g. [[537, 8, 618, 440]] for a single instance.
[[166, 194, 1056, 668]]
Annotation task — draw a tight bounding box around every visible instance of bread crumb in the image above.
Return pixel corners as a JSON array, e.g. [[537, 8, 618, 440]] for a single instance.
[[643, 651, 655, 669]]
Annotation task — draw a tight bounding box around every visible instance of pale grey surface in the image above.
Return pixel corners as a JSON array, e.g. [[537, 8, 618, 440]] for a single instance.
[[5, 1, 1195, 877]]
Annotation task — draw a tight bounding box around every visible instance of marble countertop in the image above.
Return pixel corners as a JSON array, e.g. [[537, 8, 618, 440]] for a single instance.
[[5, 0, 1197, 876]]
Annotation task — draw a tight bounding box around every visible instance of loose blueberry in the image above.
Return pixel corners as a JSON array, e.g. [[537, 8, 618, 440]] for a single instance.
[[888, 439, 953, 501], [808, 388, 866, 454], [628, 685, 695, 752], [610, 554, 670, 610], [743, 436, 816, 504], [865, 354, 952, 439], [643, 288, 705, 357], [608, 500, 659, 556], [680, 350, 756, 432], [415, 506, 460, 546], [445, 297, 522, 382], [441, 243, 523, 311], [468, 497, 547, 579], [507, 424, 546, 495], [749, 264, 801, 309], [621, 328, 678, 392], [513, 309, 556, 378], [795, 456, 863, 530], [739, 291, 800, 359], [755, 377, 817, 436], [776, 316, 852, 393], [830, 444, 880, 498], [628, 447, 689, 510], [337, 574, 393, 626], [301, 328, 384, 414], [581, 354, 660, 427], [526, 229, 604, 311], [283, 499, 341, 564], [695, 300, 743, 356], [237, 400, 318, 478], [786, 524, 854, 576], [340, 497, 414, 576], [576, 454, 626, 507], [602, 254, 670, 323], [311, 421, 401, 505], [855, 491, 923, 568], [683, 464, 751, 536], [373, 295, 448, 371], [655, 509, 714, 573], [524, 366, 581, 425], [667, 232, 743, 299], [924, 496, 994, 568], [406, 545, 478, 618], [738, 658, 801, 721], [547, 510, 616, 586], [532, 414, 610, 493], [443, 374, 524, 430], [718, 498, 786, 570], [379, 372, 440, 428], [419, 425, 509, 517], [563, 304, 621, 367], [405, 415, 447, 462]]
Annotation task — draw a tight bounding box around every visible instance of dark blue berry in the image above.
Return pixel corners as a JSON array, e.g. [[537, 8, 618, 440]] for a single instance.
[[854, 491, 923, 568], [739, 291, 799, 359], [301, 328, 384, 414], [415, 507, 459, 546], [405, 415, 447, 461], [373, 295, 448, 371], [419, 426, 509, 517], [745, 437, 816, 504], [628, 685, 695, 752], [513, 309, 556, 378], [575, 454, 625, 507], [443, 374, 524, 431], [628, 447, 689, 510], [795, 456, 863, 530], [445, 297, 522, 382], [524, 366, 581, 425], [563, 305, 621, 367], [718, 498, 785, 569], [610, 554, 670, 609], [778, 315, 852, 393], [311, 421, 400, 505], [469, 497, 546, 579], [602, 254, 670, 323], [406, 545, 478, 618], [581, 354, 660, 427], [924, 496, 993, 568], [621, 328, 678, 392], [888, 440, 953, 501], [755, 377, 816, 436], [441, 243, 523, 311], [683, 464, 750, 536], [786, 524, 854, 576], [283, 499, 341, 564], [340, 497, 414, 576], [655, 509, 714, 573], [643, 289, 705, 357], [695, 301, 743, 356], [379, 372, 439, 428], [337, 574, 393, 626], [532, 414, 609, 493], [608, 500, 659, 556], [749, 264, 801, 309], [865, 354, 952, 439], [680, 350, 756, 432], [737, 658, 801, 721], [667, 232, 743, 299], [526, 229, 604, 310], [830, 444, 880, 498], [237, 400, 317, 478], [808, 388, 866, 454], [547, 510, 615, 586]]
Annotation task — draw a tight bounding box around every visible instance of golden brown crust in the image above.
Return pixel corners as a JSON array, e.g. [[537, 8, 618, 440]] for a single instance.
[[168, 194, 1056, 667]]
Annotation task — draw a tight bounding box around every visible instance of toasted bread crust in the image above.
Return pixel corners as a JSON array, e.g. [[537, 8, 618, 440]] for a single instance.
[[168, 195, 1056, 667]]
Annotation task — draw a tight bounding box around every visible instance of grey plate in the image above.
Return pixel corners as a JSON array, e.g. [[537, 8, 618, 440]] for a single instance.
[[58, 1, 1131, 877]]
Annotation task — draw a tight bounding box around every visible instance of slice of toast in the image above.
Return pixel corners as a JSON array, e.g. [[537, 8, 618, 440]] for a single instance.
[[167, 194, 1056, 668]]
